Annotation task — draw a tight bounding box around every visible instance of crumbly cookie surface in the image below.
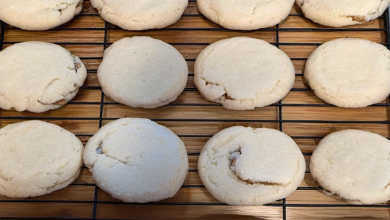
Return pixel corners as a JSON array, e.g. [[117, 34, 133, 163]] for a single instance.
[[311, 129, 390, 204], [0, 0, 83, 30], [84, 118, 189, 203], [198, 126, 305, 205], [98, 37, 188, 109], [194, 37, 295, 110], [304, 38, 390, 108], [198, 0, 294, 30], [296, 0, 390, 27], [91, 0, 188, 30], [0, 42, 87, 113], [0, 120, 83, 198]]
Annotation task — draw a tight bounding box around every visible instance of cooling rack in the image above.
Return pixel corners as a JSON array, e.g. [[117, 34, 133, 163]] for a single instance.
[[0, 1, 390, 219]]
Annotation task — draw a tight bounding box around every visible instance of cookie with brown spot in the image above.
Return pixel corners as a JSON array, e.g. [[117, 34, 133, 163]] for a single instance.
[[194, 37, 295, 110], [0, 42, 87, 113], [0, 0, 84, 31], [198, 126, 305, 205], [296, 0, 390, 27]]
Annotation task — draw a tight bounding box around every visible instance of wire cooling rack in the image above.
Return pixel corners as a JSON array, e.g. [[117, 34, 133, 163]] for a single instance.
[[0, 1, 390, 219]]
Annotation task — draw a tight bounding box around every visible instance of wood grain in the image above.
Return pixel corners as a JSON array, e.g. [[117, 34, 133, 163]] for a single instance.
[[103, 105, 279, 120], [107, 30, 277, 44], [0, 185, 94, 202], [96, 205, 283, 220], [284, 123, 390, 138], [279, 31, 385, 43], [0, 203, 93, 218], [0, 0, 389, 219], [287, 190, 390, 205], [287, 207, 390, 220]]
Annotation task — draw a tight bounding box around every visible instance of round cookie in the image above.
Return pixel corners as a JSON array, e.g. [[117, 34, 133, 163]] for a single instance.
[[311, 129, 390, 204], [304, 38, 390, 108], [0, 42, 87, 113], [83, 118, 189, 203], [98, 37, 188, 109], [296, 0, 390, 27], [0, 0, 83, 31], [0, 121, 83, 198], [198, 126, 306, 206], [194, 37, 295, 110], [198, 0, 295, 30], [90, 0, 188, 30]]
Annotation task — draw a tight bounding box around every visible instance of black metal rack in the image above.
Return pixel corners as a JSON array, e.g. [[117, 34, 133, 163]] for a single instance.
[[0, 1, 390, 219]]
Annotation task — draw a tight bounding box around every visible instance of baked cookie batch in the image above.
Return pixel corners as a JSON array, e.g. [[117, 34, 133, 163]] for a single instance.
[[0, 0, 390, 206]]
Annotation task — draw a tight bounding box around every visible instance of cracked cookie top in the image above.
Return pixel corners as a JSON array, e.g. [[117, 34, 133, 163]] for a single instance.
[[310, 129, 390, 204], [198, 126, 306, 206], [0, 0, 83, 30], [194, 37, 295, 110], [0, 120, 83, 198], [197, 0, 295, 30], [296, 0, 390, 27], [83, 118, 189, 203], [97, 36, 188, 109], [90, 0, 188, 30], [304, 38, 390, 108], [0, 41, 87, 113]]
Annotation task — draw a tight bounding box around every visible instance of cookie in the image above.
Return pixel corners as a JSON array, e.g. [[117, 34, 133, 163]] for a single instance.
[[0, 42, 87, 113], [296, 0, 390, 27], [0, 121, 83, 198], [84, 118, 189, 203], [311, 129, 390, 204], [194, 37, 295, 110], [198, 126, 305, 205], [90, 0, 188, 30], [304, 38, 390, 108], [98, 37, 188, 109], [0, 0, 83, 31], [198, 0, 295, 30]]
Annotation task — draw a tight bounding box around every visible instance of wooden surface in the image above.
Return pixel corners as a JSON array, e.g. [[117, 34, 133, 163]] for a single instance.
[[0, 1, 390, 219]]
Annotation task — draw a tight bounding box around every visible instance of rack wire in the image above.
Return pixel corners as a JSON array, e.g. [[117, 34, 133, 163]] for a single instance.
[[0, 1, 390, 219]]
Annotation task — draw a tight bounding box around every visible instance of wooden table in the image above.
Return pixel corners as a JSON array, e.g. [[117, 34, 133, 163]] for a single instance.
[[0, 1, 390, 219]]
